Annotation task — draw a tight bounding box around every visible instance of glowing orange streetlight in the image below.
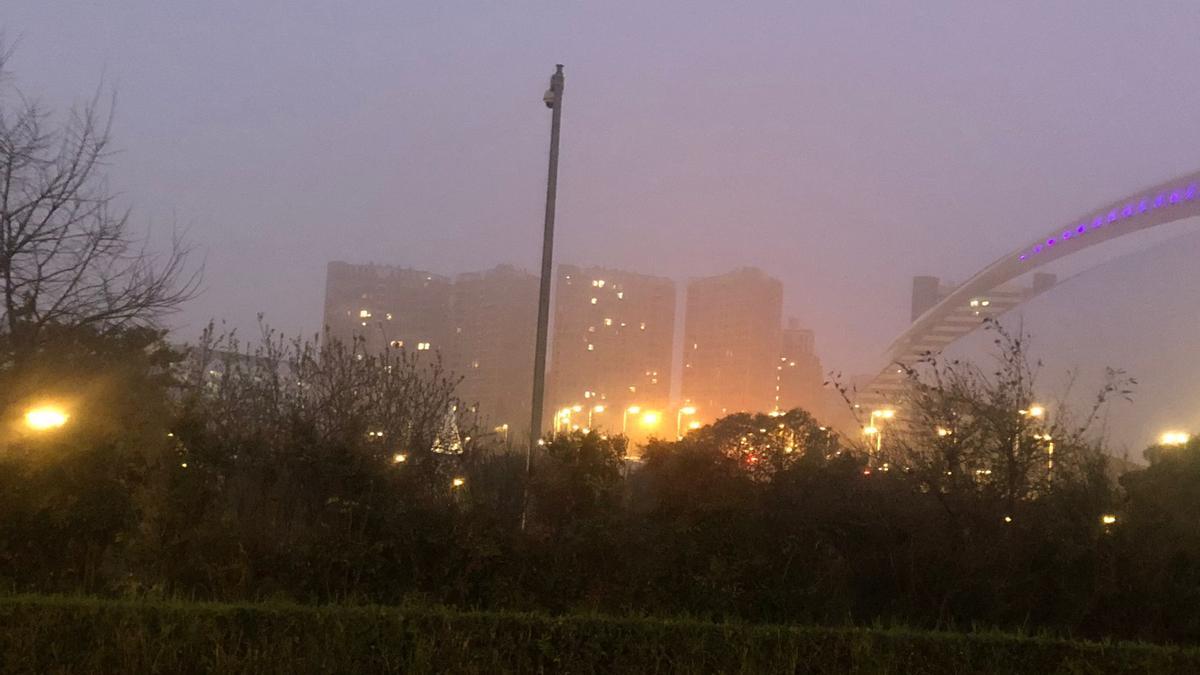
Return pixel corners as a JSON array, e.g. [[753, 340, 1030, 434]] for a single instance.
[[24, 405, 69, 431], [676, 405, 697, 439], [622, 405, 641, 434]]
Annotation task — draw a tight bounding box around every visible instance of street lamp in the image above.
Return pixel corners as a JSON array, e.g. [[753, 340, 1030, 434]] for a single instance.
[[623, 405, 641, 434], [640, 410, 661, 430], [24, 405, 69, 431], [677, 405, 697, 440], [589, 404, 605, 428], [1019, 404, 1045, 418], [1161, 431, 1190, 446], [866, 409, 894, 457]]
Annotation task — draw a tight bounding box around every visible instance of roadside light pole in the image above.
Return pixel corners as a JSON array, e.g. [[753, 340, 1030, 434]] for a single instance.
[[525, 64, 564, 530]]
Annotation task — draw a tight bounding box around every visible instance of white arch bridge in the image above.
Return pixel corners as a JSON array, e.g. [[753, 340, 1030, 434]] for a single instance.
[[861, 169, 1200, 406]]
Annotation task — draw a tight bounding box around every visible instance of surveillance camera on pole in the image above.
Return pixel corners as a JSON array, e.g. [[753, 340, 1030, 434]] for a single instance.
[[524, 64, 565, 530]]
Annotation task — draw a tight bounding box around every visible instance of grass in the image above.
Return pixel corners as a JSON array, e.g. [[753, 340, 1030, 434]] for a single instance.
[[0, 594, 1197, 673]]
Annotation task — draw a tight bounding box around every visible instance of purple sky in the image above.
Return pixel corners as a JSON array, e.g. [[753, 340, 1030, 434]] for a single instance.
[[7, 1, 1200, 454]]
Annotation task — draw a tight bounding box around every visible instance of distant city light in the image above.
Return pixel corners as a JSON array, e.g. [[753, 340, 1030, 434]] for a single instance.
[[393, 453, 408, 464], [1101, 514, 1118, 525], [451, 477, 465, 488]]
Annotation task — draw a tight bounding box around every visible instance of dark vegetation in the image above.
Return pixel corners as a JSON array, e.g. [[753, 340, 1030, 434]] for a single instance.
[[0, 320, 1197, 648], [3, 594, 1199, 675]]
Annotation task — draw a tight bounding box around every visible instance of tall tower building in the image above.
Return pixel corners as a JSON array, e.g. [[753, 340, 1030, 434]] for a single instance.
[[449, 265, 539, 438], [776, 318, 825, 418], [322, 261, 452, 355], [682, 267, 783, 420], [549, 265, 675, 426]]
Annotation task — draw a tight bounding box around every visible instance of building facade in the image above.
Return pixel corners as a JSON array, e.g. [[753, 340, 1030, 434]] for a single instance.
[[682, 267, 783, 420], [322, 261, 452, 355], [449, 265, 539, 439], [548, 264, 676, 430], [776, 318, 825, 418]]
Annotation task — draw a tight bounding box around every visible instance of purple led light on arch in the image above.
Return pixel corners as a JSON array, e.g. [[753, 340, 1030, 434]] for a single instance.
[[1122, 204, 1134, 218], [1154, 194, 1166, 208], [1107, 210, 1118, 223], [1093, 216, 1103, 229], [1170, 191, 1181, 204], [1047, 238, 1055, 246], [1139, 200, 1148, 213], [1077, 224, 1086, 234], [1019, 255, 1027, 261], [1187, 184, 1197, 200], [1033, 244, 1043, 253]]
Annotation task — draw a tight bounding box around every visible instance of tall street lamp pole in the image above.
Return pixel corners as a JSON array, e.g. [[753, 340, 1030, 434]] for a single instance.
[[525, 65, 564, 528]]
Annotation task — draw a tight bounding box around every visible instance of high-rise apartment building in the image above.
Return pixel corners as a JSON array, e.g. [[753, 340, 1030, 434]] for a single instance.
[[449, 265, 539, 437], [322, 261, 452, 355], [682, 267, 783, 419], [776, 318, 825, 418], [549, 265, 675, 425]]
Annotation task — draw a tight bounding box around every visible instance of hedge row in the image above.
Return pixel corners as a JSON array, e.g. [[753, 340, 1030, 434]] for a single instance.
[[1, 595, 1197, 674]]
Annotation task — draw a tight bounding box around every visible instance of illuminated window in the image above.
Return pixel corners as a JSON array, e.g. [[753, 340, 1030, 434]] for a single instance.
[[590, 297, 598, 304], [587, 344, 595, 351], [359, 309, 372, 318], [617, 292, 624, 299], [417, 342, 431, 351], [588, 326, 596, 332], [604, 318, 612, 326], [472, 360, 480, 368], [639, 322, 646, 330], [385, 313, 393, 320], [390, 340, 405, 348]]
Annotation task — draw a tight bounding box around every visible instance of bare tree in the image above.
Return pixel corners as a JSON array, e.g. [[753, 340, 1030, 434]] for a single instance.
[[0, 44, 196, 359], [875, 320, 1133, 516]]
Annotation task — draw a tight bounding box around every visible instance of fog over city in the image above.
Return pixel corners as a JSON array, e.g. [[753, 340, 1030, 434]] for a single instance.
[[8, 1, 1200, 456]]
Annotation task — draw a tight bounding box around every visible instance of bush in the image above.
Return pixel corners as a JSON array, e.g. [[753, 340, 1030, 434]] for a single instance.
[[0, 595, 1197, 674]]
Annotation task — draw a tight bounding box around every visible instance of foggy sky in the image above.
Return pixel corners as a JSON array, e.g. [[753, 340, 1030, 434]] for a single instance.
[[7, 1, 1200, 454]]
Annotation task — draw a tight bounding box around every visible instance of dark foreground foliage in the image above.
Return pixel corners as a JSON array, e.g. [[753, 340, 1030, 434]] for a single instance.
[[1, 594, 1198, 675], [3, 323, 1200, 647]]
